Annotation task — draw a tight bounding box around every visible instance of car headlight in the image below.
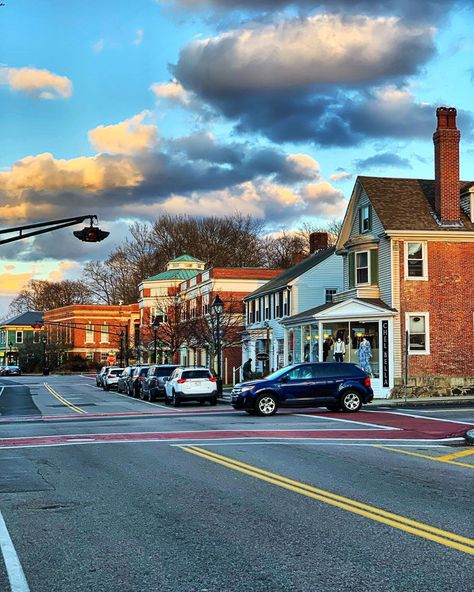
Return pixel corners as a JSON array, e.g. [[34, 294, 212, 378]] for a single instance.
[[240, 385, 255, 393]]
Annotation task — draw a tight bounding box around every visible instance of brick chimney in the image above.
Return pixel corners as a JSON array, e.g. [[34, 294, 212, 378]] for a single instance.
[[309, 232, 329, 253], [433, 107, 461, 224]]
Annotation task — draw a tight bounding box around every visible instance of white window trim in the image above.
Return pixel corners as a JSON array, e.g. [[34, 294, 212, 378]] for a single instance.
[[360, 204, 371, 234], [100, 324, 109, 343], [404, 241, 428, 281], [85, 323, 95, 344], [16, 331, 23, 344], [325, 288, 338, 303], [355, 250, 371, 287], [405, 312, 430, 355]]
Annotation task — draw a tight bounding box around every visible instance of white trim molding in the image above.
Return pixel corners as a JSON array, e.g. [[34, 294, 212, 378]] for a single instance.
[[404, 241, 428, 281], [405, 312, 430, 355]]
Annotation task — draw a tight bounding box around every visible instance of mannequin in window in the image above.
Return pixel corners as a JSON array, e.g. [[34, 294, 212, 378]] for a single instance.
[[358, 337, 372, 374], [334, 337, 345, 362]]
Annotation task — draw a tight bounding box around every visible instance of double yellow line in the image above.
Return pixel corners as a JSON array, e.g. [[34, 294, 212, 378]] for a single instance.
[[181, 446, 474, 556], [44, 383, 87, 414]]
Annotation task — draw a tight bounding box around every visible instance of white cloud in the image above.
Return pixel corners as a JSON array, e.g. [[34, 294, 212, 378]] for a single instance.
[[174, 15, 435, 94], [286, 154, 320, 180], [132, 29, 144, 45], [0, 66, 72, 99], [92, 39, 105, 53], [330, 171, 353, 182], [88, 111, 158, 155], [150, 79, 196, 108]]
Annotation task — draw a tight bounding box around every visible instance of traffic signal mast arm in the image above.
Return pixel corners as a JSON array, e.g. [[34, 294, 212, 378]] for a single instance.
[[36, 320, 128, 337], [0, 215, 108, 245]]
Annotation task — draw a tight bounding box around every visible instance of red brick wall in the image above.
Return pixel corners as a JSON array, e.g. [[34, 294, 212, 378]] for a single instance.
[[399, 240, 474, 377]]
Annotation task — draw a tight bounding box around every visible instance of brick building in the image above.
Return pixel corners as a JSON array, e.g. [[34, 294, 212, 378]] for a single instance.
[[177, 266, 283, 383], [282, 107, 474, 398], [43, 304, 139, 367]]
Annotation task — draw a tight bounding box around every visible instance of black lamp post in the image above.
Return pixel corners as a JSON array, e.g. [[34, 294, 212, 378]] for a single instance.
[[42, 336, 48, 375], [151, 316, 161, 364], [8, 341, 12, 366], [212, 294, 224, 395]]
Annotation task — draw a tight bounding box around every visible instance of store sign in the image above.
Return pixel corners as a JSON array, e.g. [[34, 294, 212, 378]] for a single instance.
[[256, 352, 269, 362], [382, 320, 389, 387]]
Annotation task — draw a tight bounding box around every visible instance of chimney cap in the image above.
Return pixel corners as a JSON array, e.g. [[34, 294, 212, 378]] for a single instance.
[[436, 106, 457, 130]]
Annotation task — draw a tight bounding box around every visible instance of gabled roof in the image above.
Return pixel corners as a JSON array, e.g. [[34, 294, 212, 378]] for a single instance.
[[281, 298, 396, 325], [1, 310, 43, 327], [244, 247, 336, 301], [145, 269, 201, 282], [171, 254, 204, 263], [358, 176, 474, 232]]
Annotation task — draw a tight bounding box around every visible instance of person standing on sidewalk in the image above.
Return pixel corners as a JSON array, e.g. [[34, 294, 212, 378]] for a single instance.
[[242, 358, 253, 381]]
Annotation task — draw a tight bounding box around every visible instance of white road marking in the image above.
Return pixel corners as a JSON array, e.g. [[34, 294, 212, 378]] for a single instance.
[[0, 510, 30, 592], [0, 387, 4, 398], [109, 389, 173, 411], [376, 410, 474, 426], [295, 413, 398, 430]]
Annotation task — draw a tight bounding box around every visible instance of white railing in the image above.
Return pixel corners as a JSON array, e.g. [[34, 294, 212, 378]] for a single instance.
[[232, 365, 243, 385]]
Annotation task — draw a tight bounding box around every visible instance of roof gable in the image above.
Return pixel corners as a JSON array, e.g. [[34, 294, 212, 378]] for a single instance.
[[1, 310, 44, 327], [244, 247, 336, 301]]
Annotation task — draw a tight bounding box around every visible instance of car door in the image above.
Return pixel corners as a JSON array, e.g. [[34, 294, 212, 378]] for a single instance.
[[278, 365, 318, 406], [313, 363, 345, 401]]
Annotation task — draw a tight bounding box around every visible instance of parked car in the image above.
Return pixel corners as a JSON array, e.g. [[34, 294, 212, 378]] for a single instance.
[[117, 366, 135, 394], [102, 368, 124, 391], [3, 365, 21, 376], [96, 366, 114, 387], [165, 367, 218, 407], [129, 365, 150, 398], [231, 362, 373, 416], [141, 364, 179, 401]]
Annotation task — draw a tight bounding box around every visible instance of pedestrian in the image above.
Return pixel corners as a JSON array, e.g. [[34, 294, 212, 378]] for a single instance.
[[333, 337, 345, 362], [242, 358, 252, 381]]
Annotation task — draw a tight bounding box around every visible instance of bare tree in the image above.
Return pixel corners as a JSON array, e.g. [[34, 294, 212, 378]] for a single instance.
[[260, 231, 308, 268], [297, 218, 343, 248], [8, 280, 92, 315]]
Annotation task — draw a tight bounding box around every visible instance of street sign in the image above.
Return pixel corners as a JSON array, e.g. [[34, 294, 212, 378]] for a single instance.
[[256, 352, 269, 362], [108, 351, 116, 364]]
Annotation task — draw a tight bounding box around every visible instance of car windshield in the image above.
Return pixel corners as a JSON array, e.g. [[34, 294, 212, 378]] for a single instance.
[[109, 369, 123, 376], [182, 370, 210, 379], [264, 366, 295, 381]]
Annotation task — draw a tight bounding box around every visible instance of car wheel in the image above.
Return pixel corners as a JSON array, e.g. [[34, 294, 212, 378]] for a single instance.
[[148, 391, 155, 402], [164, 397, 170, 406], [209, 397, 217, 406], [341, 391, 362, 413], [172, 391, 181, 407], [199, 400, 206, 406], [255, 393, 278, 416], [139, 388, 146, 400], [326, 402, 340, 412], [105, 385, 110, 391]]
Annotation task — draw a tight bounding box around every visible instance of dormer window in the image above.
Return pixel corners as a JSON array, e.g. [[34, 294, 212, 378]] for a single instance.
[[359, 204, 371, 233]]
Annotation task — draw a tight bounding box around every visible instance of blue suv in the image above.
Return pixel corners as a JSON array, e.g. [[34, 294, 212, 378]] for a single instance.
[[231, 362, 373, 416]]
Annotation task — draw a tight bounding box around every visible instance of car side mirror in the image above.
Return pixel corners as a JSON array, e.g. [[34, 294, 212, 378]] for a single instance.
[[279, 376, 289, 383]]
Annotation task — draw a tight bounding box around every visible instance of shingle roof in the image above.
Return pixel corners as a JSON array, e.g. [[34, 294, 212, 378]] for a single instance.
[[144, 269, 201, 281], [281, 298, 395, 324], [358, 176, 474, 231], [1, 311, 44, 327], [244, 247, 336, 301]]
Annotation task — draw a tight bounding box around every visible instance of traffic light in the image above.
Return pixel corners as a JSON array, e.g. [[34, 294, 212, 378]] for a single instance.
[[31, 323, 43, 330], [73, 225, 109, 242]]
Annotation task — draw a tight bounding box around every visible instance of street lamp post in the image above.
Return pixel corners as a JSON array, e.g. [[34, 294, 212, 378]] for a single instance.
[[42, 336, 48, 375], [8, 342, 12, 366], [264, 321, 270, 375], [151, 316, 161, 364], [212, 294, 224, 395]]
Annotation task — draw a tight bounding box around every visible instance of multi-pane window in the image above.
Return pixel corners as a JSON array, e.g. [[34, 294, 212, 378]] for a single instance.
[[360, 204, 371, 233], [406, 242, 426, 279], [0, 330, 5, 345], [407, 314, 429, 354], [85, 324, 94, 343], [33, 331, 40, 343], [100, 324, 109, 343], [325, 288, 337, 303], [16, 331, 23, 344], [355, 251, 369, 285]]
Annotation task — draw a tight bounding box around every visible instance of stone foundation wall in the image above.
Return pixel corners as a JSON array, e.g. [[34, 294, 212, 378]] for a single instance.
[[391, 375, 474, 398]]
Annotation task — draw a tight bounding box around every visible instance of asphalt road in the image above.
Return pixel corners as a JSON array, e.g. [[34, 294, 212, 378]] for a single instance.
[[0, 375, 472, 592]]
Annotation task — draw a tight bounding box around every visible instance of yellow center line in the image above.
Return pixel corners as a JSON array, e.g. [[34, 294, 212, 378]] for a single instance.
[[180, 446, 474, 555], [436, 448, 474, 461], [44, 383, 87, 414], [375, 445, 474, 469]]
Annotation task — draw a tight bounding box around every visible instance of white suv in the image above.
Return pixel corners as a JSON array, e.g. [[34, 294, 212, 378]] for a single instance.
[[102, 368, 124, 391], [165, 367, 218, 407]]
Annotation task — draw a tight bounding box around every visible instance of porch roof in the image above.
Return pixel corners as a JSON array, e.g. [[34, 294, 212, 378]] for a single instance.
[[281, 298, 396, 326]]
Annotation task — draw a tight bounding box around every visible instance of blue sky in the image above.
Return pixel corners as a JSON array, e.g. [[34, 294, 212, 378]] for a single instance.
[[0, 0, 474, 316]]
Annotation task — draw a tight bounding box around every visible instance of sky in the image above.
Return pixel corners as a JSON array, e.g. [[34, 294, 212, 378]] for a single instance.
[[1, 0, 474, 317]]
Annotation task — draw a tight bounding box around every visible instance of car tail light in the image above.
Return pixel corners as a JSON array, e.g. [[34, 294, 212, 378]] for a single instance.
[[177, 378, 186, 384], [209, 377, 217, 382], [364, 376, 371, 387], [107, 374, 114, 378]]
